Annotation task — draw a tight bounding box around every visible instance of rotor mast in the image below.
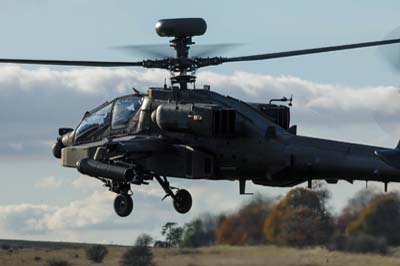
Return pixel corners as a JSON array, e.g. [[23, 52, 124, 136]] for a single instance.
[[155, 18, 207, 89]]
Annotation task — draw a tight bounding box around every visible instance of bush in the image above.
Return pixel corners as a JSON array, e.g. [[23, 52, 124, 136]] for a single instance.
[[120, 246, 153, 266], [329, 234, 387, 254], [346, 235, 388, 254], [86, 245, 109, 263], [46, 259, 70, 266], [153, 241, 170, 248], [328, 234, 347, 251], [1, 244, 10, 250], [346, 193, 400, 245]]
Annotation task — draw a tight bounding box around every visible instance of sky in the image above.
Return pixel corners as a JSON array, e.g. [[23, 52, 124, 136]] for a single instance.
[[1, 0, 400, 245]]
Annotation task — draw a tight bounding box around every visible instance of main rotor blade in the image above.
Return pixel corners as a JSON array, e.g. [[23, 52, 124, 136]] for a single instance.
[[113, 43, 242, 59], [379, 27, 400, 72], [0, 58, 144, 67], [223, 38, 400, 63], [191, 43, 243, 57], [113, 44, 173, 59]]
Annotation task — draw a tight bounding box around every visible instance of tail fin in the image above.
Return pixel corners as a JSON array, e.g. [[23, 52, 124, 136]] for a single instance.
[[375, 143, 400, 169]]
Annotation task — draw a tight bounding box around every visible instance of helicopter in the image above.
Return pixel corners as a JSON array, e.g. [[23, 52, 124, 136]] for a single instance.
[[1, 18, 400, 217]]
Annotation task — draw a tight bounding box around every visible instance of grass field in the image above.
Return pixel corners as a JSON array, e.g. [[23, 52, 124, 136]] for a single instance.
[[2, 241, 400, 266]]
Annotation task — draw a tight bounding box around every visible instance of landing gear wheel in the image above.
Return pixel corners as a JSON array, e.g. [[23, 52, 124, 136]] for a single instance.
[[173, 189, 192, 214], [114, 193, 133, 217]]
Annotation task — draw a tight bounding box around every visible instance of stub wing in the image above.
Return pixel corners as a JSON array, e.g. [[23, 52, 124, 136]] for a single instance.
[[109, 136, 173, 155]]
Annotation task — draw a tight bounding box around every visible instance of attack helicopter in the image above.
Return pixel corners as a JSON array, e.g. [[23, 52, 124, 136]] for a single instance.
[[1, 18, 400, 217]]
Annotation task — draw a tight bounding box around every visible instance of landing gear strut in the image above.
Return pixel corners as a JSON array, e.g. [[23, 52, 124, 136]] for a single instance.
[[155, 176, 192, 214]]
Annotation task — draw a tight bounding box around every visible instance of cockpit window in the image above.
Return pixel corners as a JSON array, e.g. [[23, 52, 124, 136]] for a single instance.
[[111, 96, 142, 130], [75, 103, 112, 142]]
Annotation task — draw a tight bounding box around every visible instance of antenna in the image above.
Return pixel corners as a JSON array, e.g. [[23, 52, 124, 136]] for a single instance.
[[269, 95, 293, 107]]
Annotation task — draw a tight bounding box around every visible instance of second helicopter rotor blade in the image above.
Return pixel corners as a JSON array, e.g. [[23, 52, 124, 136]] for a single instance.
[[190, 43, 243, 57], [0, 58, 145, 67], [379, 27, 400, 73], [113, 44, 174, 59], [113, 43, 242, 59], [222, 38, 400, 63]]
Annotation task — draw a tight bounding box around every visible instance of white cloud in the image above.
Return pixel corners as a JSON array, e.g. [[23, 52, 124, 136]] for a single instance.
[[0, 190, 114, 235], [35, 176, 63, 189], [0, 65, 166, 95], [0, 204, 51, 234], [0, 65, 399, 143], [45, 190, 115, 230], [0, 64, 398, 116], [71, 175, 101, 192]]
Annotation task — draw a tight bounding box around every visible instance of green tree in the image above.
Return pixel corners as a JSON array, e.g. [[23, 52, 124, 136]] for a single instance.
[[181, 214, 222, 247], [161, 222, 183, 247], [135, 234, 154, 247]]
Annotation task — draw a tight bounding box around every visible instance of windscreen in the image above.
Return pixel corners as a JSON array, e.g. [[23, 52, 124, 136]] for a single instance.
[[111, 96, 143, 130], [75, 103, 112, 142]]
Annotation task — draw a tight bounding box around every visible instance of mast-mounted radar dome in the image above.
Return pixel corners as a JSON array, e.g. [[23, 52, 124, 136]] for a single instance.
[[155, 18, 207, 38]]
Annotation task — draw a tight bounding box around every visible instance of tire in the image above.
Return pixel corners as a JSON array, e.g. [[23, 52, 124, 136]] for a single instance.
[[173, 189, 192, 214], [114, 194, 133, 217]]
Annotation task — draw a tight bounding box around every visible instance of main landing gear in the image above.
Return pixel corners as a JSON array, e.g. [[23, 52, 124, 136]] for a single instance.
[[110, 176, 192, 217], [155, 176, 193, 214], [114, 193, 133, 217], [111, 182, 134, 217]]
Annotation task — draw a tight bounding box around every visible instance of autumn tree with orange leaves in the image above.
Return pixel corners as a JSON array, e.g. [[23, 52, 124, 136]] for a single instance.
[[216, 194, 272, 245], [264, 187, 333, 247]]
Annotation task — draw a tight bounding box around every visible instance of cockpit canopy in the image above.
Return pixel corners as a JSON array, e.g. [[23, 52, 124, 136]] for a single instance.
[[75, 95, 143, 143]]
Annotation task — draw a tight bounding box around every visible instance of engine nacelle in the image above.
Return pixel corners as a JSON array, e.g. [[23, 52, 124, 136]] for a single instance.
[[152, 103, 236, 137]]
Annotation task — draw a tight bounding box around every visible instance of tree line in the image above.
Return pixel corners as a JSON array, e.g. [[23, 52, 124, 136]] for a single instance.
[[153, 183, 400, 254]]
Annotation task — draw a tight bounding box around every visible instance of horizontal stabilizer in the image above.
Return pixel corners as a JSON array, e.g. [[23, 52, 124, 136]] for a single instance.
[[375, 149, 400, 169]]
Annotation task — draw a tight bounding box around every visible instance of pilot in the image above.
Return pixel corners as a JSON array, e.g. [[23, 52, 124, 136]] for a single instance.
[[113, 103, 136, 127]]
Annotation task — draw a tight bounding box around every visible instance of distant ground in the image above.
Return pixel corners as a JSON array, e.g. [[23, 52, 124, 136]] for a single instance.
[[2, 240, 400, 266]]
